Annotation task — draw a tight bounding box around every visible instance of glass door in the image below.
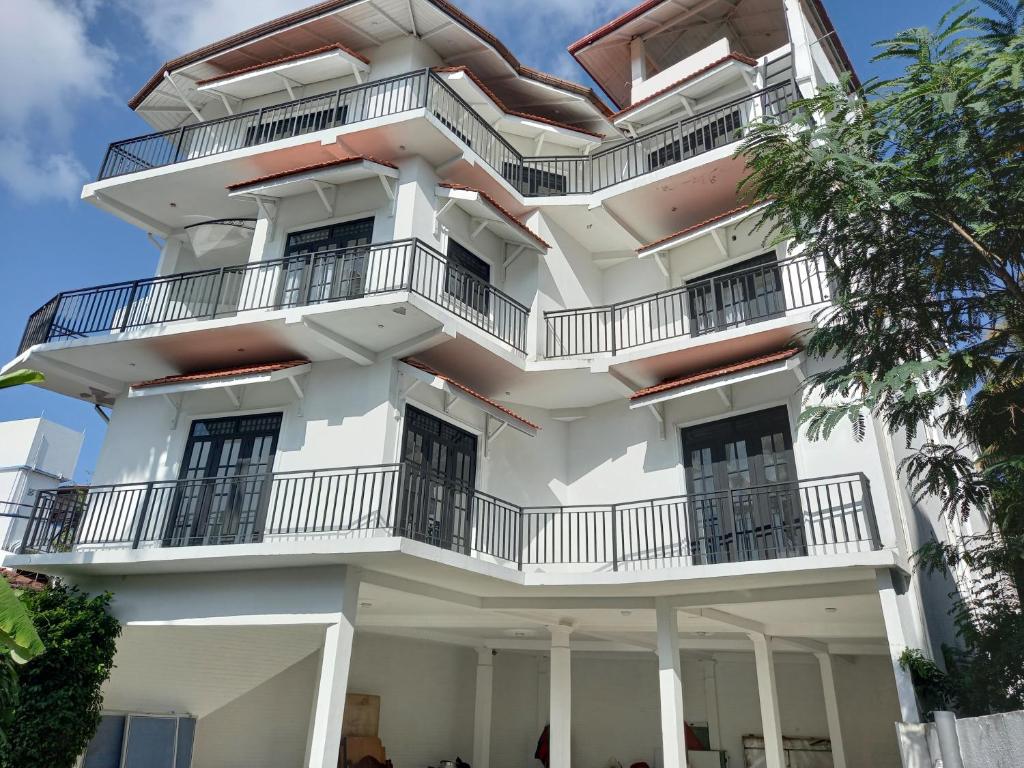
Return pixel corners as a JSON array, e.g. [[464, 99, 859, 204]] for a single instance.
[[686, 252, 787, 336], [279, 218, 374, 306], [164, 413, 282, 547], [681, 406, 803, 563], [399, 406, 478, 553]]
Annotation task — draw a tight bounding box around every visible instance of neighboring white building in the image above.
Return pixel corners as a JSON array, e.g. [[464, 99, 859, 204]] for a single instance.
[[1, 2, 971, 767], [0, 417, 83, 552]]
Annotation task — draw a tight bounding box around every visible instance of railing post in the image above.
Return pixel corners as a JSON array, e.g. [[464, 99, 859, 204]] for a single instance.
[[209, 267, 227, 319], [516, 507, 524, 570], [119, 280, 141, 332], [131, 482, 156, 549], [611, 504, 620, 571], [862, 474, 882, 549], [610, 304, 618, 356], [18, 495, 44, 554], [173, 126, 187, 162]]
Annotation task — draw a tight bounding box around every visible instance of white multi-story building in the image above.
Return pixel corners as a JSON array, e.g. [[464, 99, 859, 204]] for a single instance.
[[0, 417, 83, 552], [2, 2, 967, 767]]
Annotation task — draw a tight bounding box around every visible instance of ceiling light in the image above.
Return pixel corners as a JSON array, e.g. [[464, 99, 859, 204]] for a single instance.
[[377, 323, 385, 329], [825, 607, 838, 614]]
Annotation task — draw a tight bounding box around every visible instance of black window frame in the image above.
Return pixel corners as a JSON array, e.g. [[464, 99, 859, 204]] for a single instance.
[[445, 239, 492, 315]]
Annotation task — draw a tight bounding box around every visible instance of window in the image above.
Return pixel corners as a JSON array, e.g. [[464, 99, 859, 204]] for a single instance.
[[647, 108, 743, 171], [445, 240, 491, 314], [280, 217, 374, 305], [244, 104, 348, 146], [502, 162, 568, 196], [83, 714, 195, 768]]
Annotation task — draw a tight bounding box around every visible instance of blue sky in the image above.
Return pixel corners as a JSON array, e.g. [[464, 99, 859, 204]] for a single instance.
[[0, 0, 954, 481]]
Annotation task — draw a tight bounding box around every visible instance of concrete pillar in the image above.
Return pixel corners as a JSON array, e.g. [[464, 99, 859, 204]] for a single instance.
[[702, 660, 721, 751], [750, 633, 785, 768], [307, 568, 361, 768], [655, 599, 688, 768], [877, 569, 922, 724], [782, 0, 817, 97], [814, 652, 847, 768], [629, 37, 647, 97], [239, 203, 280, 311], [473, 648, 494, 768], [549, 624, 573, 768]]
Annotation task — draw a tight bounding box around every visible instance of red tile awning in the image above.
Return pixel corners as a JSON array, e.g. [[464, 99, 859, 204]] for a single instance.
[[227, 157, 398, 192], [402, 358, 540, 433], [637, 202, 766, 256], [437, 183, 550, 251], [631, 348, 801, 402], [196, 43, 370, 87], [134, 360, 310, 390]]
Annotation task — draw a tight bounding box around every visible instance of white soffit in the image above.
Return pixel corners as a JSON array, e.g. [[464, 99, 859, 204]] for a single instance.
[[228, 159, 399, 202], [637, 202, 770, 258], [629, 353, 803, 409], [197, 48, 371, 101], [435, 186, 547, 253], [399, 361, 538, 437]]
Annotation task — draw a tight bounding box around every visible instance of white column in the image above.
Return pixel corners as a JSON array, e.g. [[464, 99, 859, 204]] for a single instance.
[[239, 203, 280, 311], [473, 648, 494, 768], [655, 599, 688, 768], [750, 633, 785, 768], [702, 660, 721, 751], [934, 711, 965, 768], [814, 653, 847, 768], [877, 570, 921, 724], [549, 624, 573, 768], [629, 37, 647, 96], [307, 568, 361, 768]]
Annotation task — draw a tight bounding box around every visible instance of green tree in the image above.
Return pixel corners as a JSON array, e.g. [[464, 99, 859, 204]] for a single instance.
[[0, 580, 45, 752], [0, 370, 44, 390], [2, 585, 120, 768], [737, 0, 1024, 714]]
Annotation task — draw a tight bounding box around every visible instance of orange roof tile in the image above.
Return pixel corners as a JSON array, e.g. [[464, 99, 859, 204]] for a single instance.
[[403, 358, 540, 431], [637, 203, 762, 254], [227, 157, 397, 191], [631, 348, 801, 401], [134, 360, 310, 389], [438, 183, 551, 250], [614, 54, 758, 119], [433, 66, 604, 139], [196, 43, 369, 87]]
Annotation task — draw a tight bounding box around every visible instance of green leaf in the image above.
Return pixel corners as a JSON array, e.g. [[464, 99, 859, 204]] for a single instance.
[[0, 581, 43, 664]]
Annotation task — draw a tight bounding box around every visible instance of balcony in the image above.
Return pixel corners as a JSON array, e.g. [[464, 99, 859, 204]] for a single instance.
[[18, 239, 529, 355], [97, 69, 798, 197], [544, 253, 830, 358], [21, 463, 881, 572]]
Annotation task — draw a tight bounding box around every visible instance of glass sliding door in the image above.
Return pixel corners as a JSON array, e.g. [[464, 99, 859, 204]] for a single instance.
[[278, 217, 374, 307], [164, 413, 282, 547], [686, 252, 787, 336], [682, 406, 804, 563], [398, 406, 478, 552]]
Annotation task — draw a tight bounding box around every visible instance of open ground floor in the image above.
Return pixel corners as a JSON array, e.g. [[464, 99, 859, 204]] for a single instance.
[[69, 559, 924, 768]]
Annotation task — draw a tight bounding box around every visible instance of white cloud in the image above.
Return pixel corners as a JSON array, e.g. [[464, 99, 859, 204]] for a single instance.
[[0, 0, 115, 203]]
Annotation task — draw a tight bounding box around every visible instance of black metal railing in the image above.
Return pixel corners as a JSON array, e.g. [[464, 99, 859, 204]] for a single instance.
[[98, 69, 798, 198], [544, 253, 829, 358], [22, 465, 880, 571], [18, 239, 529, 354], [1, 501, 37, 552]]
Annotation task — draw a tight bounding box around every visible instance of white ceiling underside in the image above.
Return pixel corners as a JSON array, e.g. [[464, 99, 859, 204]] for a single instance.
[[137, 0, 611, 135], [575, 0, 788, 108]]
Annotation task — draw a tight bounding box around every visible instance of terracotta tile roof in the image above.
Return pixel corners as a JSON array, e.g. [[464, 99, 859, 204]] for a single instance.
[[614, 54, 758, 120], [196, 44, 369, 87], [129, 0, 612, 119], [438, 183, 551, 250], [227, 157, 397, 191], [433, 66, 604, 139], [631, 348, 801, 401], [2, 569, 48, 592], [403, 358, 540, 431], [637, 203, 763, 254], [568, 0, 667, 54], [134, 360, 310, 389]]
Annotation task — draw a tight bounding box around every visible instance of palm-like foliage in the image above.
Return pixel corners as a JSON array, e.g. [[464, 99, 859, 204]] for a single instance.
[[739, 1, 1024, 714]]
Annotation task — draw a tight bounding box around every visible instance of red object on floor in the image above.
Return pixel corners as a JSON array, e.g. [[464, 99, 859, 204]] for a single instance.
[[685, 722, 703, 751], [534, 725, 550, 768]]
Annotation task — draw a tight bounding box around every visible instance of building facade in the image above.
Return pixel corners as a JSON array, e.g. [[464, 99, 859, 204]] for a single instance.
[[2, 2, 968, 767], [0, 417, 83, 553]]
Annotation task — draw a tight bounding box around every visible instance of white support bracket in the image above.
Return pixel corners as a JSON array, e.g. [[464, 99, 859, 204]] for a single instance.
[[503, 245, 526, 279], [223, 384, 243, 410], [300, 318, 377, 366], [163, 71, 203, 122], [311, 180, 336, 216], [217, 92, 237, 116], [378, 173, 397, 217], [483, 414, 508, 458], [533, 133, 546, 155], [288, 373, 307, 417], [647, 403, 666, 440], [709, 229, 728, 257], [163, 394, 183, 430], [434, 198, 457, 236], [678, 95, 696, 116], [470, 218, 489, 240], [277, 73, 302, 100], [717, 385, 732, 408], [442, 389, 457, 414], [653, 254, 670, 279], [253, 196, 279, 241]]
